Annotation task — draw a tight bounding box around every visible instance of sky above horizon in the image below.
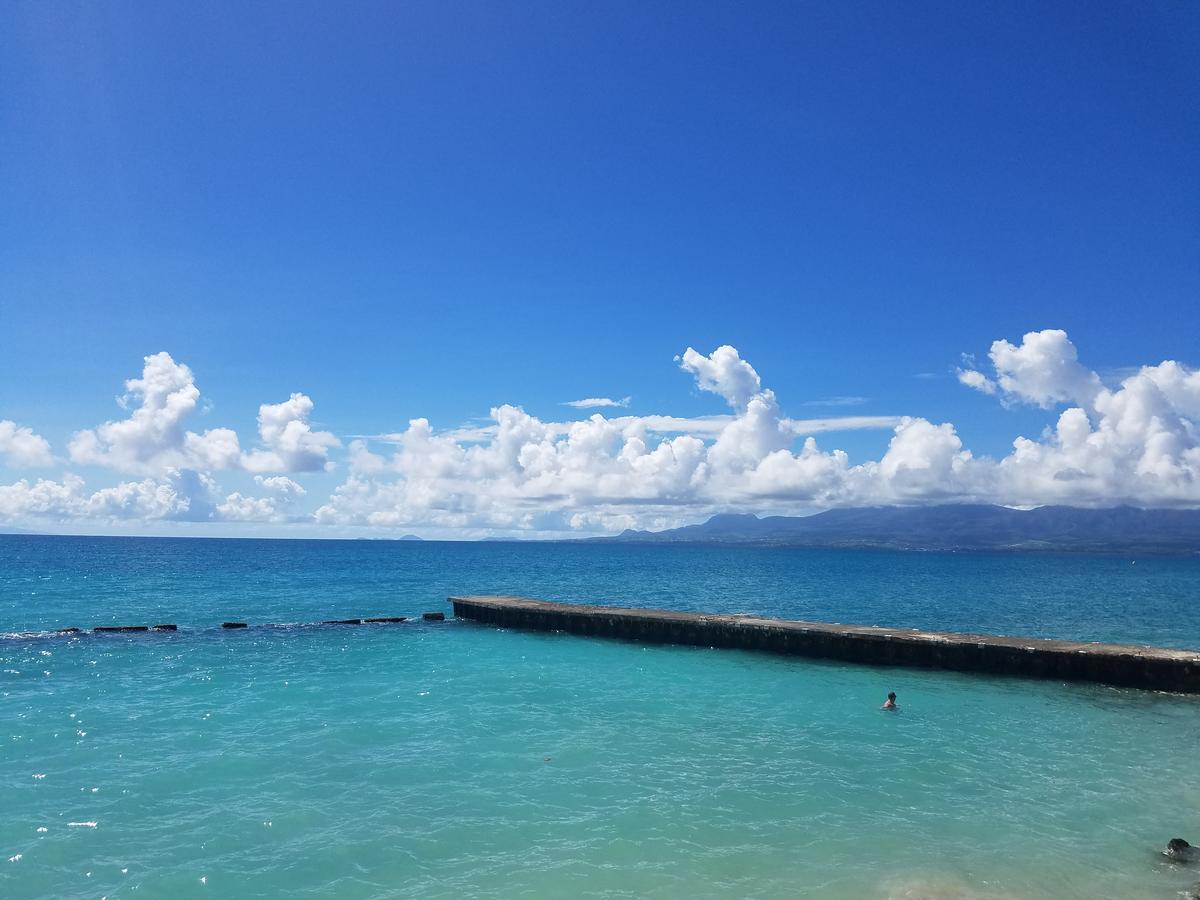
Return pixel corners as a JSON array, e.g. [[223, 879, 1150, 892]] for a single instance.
[[1, 2, 1198, 538]]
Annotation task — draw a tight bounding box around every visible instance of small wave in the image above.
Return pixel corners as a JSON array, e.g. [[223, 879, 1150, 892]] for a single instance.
[[2, 630, 60, 640], [67, 821, 98, 828]]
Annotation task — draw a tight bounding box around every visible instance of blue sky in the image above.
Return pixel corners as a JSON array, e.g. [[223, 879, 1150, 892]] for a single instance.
[[1, 2, 1198, 536]]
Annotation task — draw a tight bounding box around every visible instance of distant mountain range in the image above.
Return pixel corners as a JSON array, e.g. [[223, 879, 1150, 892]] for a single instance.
[[586, 505, 1200, 554]]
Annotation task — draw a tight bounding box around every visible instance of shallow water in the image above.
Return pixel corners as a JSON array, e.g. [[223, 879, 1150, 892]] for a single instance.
[[2, 536, 1199, 899]]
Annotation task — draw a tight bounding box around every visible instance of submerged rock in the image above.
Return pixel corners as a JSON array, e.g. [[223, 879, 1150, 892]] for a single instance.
[[221, 622, 248, 629], [422, 612, 445, 622]]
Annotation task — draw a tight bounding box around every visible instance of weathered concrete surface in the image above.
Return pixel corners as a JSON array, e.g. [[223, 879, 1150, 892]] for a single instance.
[[449, 595, 1200, 693]]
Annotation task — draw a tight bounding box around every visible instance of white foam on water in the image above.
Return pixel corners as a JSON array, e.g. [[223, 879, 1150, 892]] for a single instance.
[[67, 821, 97, 828]]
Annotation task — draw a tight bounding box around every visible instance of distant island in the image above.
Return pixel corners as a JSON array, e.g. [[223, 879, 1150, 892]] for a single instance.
[[583, 505, 1200, 554]]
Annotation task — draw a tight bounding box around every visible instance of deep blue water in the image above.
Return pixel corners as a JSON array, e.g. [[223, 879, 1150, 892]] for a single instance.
[[2, 535, 1199, 899], [3, 535, 1199, 647]]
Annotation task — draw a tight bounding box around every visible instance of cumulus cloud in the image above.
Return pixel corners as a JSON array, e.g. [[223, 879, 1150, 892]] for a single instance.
[[67, 352, 337, 476], [315, 348, 922, 532], [0, 421, 54, 468], [959, 329, 1102, 408], [677, 345, 762, 411], [0, 470, 213, 522], [960, 329, 1200, 506], [67, 352, 235, 474], [316, 332, 1200, 534], [218, 475, 307, 522], [956, 368, 996, 395], [242, 394, 341, 473], [7, 331, 1199, 535], [563, 396, 632, 409]]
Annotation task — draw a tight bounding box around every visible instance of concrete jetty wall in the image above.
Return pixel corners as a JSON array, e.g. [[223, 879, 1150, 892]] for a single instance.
[[448, 595, 1200, 693]]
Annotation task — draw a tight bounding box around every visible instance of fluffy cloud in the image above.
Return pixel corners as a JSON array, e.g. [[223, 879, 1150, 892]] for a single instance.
[[318, 333, 1200, 533], [68, 353, 338, 476], [5, 333, 1199, 534], [959, 329, 1102, 408], [962, 330, 1200, 506], [315, 348, 944, 531], [956, 368, 996, 395], [0, 470, 211, 522], [218, 475, 307, 522], [242, 394, 341, 473], [68, 352, 239, 474], [0, 421, 54, 468], [678, 345, 762, 411]]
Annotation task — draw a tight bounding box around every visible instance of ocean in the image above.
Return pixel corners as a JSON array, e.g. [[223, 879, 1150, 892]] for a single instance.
[[2, 535, 1198, 899]]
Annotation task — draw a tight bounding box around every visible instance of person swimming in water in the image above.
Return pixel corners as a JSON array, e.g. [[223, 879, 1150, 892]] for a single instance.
[[881, 691, 898, 710], [1164, 838, 1195, 862]]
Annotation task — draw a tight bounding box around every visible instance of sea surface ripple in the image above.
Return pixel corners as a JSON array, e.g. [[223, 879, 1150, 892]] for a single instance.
[[2, 535, 1199, 899]]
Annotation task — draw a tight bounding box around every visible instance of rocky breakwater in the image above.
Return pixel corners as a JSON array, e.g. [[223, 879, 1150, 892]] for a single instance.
[[448, 595, 1200, 694]]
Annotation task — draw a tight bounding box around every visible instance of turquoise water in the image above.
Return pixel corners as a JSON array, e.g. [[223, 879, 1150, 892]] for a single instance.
[[2, 536, 1200, 899]]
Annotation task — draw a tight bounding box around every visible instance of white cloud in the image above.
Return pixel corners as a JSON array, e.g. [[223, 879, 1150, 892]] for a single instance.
[[783, 416, 904, 436], [7, 332, 1200, 535], [563, 396, 631, 409], [960, 329, 1102, 409], [316, 348, 914, 531], [255, 475, 307, 497], [363, 411, 895, 446], [677, 345, 762, 411], [68, 352, 237, 474], [241, 393, 341, 473], [67, 352, 337, 476], [0, 421, 54, 468], [0, 469, 211, 522], [956, 368, 996, 395], [0, 474, 89, 519], [963, 330, 1200, 506], [318, 332, 1200, 534], [218, 476, 307, 522]]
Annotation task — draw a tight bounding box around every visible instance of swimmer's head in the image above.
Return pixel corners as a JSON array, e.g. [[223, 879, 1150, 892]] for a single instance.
[[887, 692, 896, 701]]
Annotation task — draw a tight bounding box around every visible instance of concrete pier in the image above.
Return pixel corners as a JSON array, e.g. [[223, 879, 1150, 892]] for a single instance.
[[449, 595, 1200, 693]]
